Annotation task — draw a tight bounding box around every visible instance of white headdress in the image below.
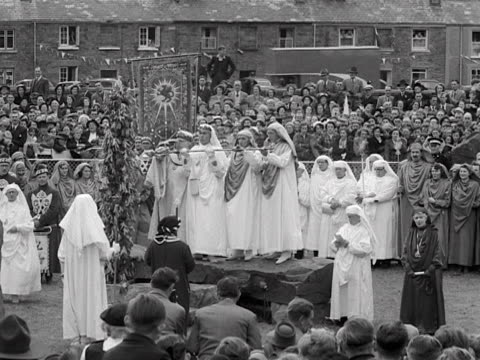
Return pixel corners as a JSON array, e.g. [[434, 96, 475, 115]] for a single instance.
[[364, 153, 384, 174], [372, 159, 399, 180], [198, 124, 228, 165], [346, 204, 377, 263], [0, 183, 30, 223], [267, 122, 297, 157], [311, 155, 334, 178], [60, 194, 110, 250], [333, 160, 356, 182]]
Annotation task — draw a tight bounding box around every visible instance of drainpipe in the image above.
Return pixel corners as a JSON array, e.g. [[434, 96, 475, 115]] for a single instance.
[[313, 23, 316, 47], [33, 21, 37, 71], [459, 24, 463, 84]]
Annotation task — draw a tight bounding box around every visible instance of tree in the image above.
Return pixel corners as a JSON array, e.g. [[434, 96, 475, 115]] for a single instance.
[[99, 89, 140, 282]]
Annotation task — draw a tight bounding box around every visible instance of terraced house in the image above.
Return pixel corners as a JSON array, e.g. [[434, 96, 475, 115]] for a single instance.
[[2, 0, 480, 87]]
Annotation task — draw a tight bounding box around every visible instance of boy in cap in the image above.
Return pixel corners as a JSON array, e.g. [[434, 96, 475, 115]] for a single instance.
[[81, 303, 129, 360]]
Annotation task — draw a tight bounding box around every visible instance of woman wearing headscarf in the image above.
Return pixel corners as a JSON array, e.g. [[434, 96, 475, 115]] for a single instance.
[[74, 163, 99, 203], [360, 159, 399, 264], [50, 160, 77, 215], [317, 161, 357, 259], [259, 122, 303, 264], [224, 129, 262, 261], [357, 153, 384, 199], [185, 124, 228, 260], [9, 161, 29, 193], [144, 216, 195, 323], [58, 194, 117, 343], [0, 184, 41, 303], [400, 207, 445, 334], [330, 205, 376, 321], [421, 163, 451, 263], [305, 155, 334, 256], [448, 164, 480, 270]]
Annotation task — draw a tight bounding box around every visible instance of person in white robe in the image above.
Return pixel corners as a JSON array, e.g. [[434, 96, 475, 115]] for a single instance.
[[305, 155, 335, 255], [259, 122, 303, 264], [225, 129, 262, 261], [330, 204, 376, 321], [0, 184, 41, 303], [357, 153, 384, 199], [58, 194, 118, 343], [361, 159, 399, 262], [316, 161, 357, 258], [185, 124, 228, 259], [296, 161, 310, 247], [146, 131, 193, 243]]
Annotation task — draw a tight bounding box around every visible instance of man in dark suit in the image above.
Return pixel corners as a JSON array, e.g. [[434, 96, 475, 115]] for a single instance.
[[197, 75, 212, 104], [393, 80, 412, 107], [8, 110, 27, 153], [104, 294, 170, 360], [30, 67, 50, 99], [149, 267, 186, 336], [206, 45, 236, 89], [187, 277, 262, 360]]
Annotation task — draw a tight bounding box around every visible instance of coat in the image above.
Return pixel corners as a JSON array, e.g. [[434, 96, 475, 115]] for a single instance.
[[103, 333, 170, 360], [31, 77, 50, 98], [9, 125, 28, 153], [148, 289, 186, 335]]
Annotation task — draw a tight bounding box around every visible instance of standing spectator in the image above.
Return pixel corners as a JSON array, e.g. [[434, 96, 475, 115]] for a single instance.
[[148, 267, 187, 336], [376, 86, 394, 110], [8, 110, 27, 153], [30, 67, 50, 99], [342, 67, 364, 108], [187, 277, 262, 360], [207, 46, 236, 89], [229, 80, 248, 108], [91, 82, 106, 107], [448, 80, 466, 107], [293, 123, 314, 161], [316, 69, 336, 95], [103, 294, 170, 360], [197, 75, 212, 104], [331, 127, 354, 161], [400, 208, 445, 334], [394, 80, 412, 107]]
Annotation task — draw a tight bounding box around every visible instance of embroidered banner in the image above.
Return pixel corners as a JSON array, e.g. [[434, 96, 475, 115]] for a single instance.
[[133, 54, 198, 139]]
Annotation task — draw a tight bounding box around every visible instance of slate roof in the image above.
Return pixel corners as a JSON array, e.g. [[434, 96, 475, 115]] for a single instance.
[[1, 0, 480, 25]]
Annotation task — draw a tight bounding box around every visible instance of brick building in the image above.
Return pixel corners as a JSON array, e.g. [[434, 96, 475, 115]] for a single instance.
[[1, 0, 480, 88]]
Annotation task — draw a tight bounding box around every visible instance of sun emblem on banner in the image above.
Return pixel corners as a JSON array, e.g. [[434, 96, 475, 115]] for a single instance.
[[151, 79, 180, 121]]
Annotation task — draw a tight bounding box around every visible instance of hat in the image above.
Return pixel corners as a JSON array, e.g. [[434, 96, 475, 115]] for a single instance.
[[397, 79, 408, 87], [349, 66, 358, 74], [35, 164, 49, 177], [266, 321, 296, 349], [364, 84, 373, 90], [157, 216, 181, 237], [100, 303, 128, 327], [0, 315, 47, 359], [0, 154, 11, 164], [428, 137, 442, 146], [199, 74, 206, 80], [320, 69, 329, 76]]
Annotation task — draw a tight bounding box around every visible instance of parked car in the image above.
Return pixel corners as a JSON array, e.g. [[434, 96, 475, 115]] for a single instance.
[[86, 78, 118, 93], [56, 80, 88, 94], [240, 77, 280, 96], [13, 79, 56, 96]]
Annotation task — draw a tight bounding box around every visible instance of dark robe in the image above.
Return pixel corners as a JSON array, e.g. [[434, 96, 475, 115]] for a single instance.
[[27, 183, 63, 273], [144, 238, 195, 318], [448, 180, 480, 267], [400, 224, 445, 334], [398, 160, 431, 247], [421, 178, 451, 263]]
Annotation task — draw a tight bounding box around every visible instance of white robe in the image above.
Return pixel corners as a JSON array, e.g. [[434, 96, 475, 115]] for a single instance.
[[0, 203, 41, 296], [317, 177, 357, 258], [305, 170, 332, 251], [147, 154, 190, 242], [297, 166, 310, 246], [363, 175, 398, 260], [226, 151, 261, 252], [259, 149, 303, 253], [330, 223, 374, 320], [58, 234, 108, 340], [185, 146, 228, 256]]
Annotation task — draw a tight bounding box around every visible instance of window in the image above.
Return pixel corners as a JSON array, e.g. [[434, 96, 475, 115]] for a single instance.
[[139, 26, 160, 49], [376, 28, 393, 50], [279, 28, 294, 48], [100, 69, 118, 78], [472, 32, 480, 57], [0, 68, 14, 86], [412, 29, 427, 51], [100, 25, 120, 48], [239, 26, 257, 50], [471, 68, 480, 82], [0, 30, 14, 51], [411, 68, 427, 82], [59, 66, 78, 82], [201, 27, 217, 50], [59, 26, 79, 48], [339, 28, 355, 47]]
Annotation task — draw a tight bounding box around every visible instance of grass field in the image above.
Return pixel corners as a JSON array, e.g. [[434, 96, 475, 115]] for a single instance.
[[5, 265, 480, 356]]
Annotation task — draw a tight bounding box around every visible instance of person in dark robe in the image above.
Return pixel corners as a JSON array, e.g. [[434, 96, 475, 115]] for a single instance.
[[448, 164, 480, 270], [421, 163, 451, 264], [144, 216, 195, 324], [398, 143, 431, 254], [400, 207, 445, 335], [26, 163, 63, 281]]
